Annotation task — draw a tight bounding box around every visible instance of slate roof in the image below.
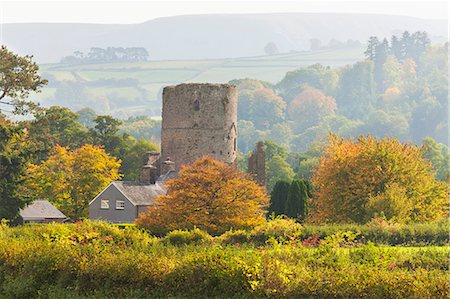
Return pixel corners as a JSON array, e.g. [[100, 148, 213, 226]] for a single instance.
[[112, 181, 167, 206], [20, 200, 67, 220], [157, 170, 178, 182]]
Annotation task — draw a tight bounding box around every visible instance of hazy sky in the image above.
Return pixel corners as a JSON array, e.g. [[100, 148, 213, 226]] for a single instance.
[[0, 0, 448, 24]]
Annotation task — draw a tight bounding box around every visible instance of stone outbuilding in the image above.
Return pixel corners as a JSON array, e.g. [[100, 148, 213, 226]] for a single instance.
[[20, 200, 67, 223]]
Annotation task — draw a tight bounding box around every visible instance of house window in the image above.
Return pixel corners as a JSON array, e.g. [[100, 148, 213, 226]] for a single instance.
[[101, 199, 109, 209], [116, 200, 125, 210]]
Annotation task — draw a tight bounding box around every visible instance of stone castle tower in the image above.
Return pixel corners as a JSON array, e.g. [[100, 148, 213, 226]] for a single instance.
[[161, 83, 238, 171]]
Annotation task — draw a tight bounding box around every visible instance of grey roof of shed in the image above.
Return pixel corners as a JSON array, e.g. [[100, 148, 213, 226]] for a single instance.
[[20, 200, 67, 220], [112, 181, 166, 206]]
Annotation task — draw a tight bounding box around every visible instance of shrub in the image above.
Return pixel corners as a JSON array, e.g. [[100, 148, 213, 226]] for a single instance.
[[0, 221, 448, 298], [218, 229, 250, 245], [300, 220, 449, 246], [163, 228, 212, 246], [249, 217, 302, 245]]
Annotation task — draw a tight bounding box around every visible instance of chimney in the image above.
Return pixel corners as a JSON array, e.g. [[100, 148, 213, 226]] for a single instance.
[[142, 151, 160, 166], [141, 164, 157, 184], [141, 152, 160, 184], [161, 157, 175, 175]]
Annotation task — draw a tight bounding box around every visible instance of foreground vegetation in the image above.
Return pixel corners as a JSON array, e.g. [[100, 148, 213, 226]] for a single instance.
[[0, 220, 448, 298]]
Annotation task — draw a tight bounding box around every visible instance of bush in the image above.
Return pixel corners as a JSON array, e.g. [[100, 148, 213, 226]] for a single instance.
[[249, 217, 302, 245], [163, 228, 212, 246], [300, 220, 449, 246], [218, 229, 250, 245], [0, 221, 448, 298]]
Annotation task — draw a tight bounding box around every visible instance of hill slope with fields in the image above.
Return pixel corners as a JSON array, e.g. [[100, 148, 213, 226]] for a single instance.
[[37, 46, 365, 117]]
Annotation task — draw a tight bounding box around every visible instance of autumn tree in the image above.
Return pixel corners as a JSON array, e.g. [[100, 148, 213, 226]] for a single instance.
[[277, 64, 336, 103], [0, 46, 47, 114], [288, 86, 337, 132], [24, 144, 121, 219], [310, 134, 448, 223], [136, 156, 269, 235]]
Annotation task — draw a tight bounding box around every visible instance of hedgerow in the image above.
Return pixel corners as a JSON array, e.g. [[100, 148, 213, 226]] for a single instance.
[[0, 220, 448, 298]]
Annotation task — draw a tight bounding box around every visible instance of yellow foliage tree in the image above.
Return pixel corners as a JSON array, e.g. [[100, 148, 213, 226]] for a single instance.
[[24, 144, 121, 219], [310, 134, 448, 223], [136, 156, 269, 235]]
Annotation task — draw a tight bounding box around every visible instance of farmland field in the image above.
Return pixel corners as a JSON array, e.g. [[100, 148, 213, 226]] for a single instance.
[[36, 46, 365, 117]]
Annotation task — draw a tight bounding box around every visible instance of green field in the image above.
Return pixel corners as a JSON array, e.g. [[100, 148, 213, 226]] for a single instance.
[[36, 46, 365, 117]]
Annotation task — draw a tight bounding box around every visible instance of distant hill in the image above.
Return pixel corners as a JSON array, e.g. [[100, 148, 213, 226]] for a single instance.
[[35, 46, 366, 118], [3, 13, 447, 63]]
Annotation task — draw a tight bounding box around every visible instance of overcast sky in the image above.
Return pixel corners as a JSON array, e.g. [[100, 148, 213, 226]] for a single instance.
[[0, 1, 448, 24]]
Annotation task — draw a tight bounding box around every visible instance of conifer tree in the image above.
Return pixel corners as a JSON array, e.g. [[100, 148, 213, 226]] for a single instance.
[[269, 180, 290, 216], [284, 179, 308, 219]]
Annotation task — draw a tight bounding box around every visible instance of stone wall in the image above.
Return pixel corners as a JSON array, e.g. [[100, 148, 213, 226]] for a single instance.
[[248, 141, 266, 186], [161, 83, 238, 171]]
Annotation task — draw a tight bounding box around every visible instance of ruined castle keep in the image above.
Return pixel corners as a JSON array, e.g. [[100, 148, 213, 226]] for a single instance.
[[161, 83, 238, 171]]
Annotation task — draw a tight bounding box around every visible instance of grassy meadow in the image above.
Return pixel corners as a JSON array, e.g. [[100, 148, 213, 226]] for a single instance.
[[0, 219, 448, 298]]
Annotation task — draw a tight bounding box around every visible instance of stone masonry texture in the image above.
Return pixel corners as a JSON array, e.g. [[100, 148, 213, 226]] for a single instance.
[[161, 83, 238, 171]]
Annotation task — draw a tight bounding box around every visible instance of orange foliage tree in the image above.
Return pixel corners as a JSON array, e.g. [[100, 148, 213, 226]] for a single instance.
[[24, 144, 121, 219], [288, 86, 336, 131], [310, 134, 448, 223], [136, 156, 269, 235]]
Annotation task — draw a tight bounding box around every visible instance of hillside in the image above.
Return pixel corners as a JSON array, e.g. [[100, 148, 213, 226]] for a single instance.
[[37, 46, 365, 117], [3, 13, 447, 63]]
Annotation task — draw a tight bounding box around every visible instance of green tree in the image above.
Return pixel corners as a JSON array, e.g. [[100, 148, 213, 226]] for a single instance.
[[374, 38, 389, 92], [0, 121, 34, 220], [0, 46, 47, 114], [92, 115, 122, 136], [422, 137, 449, 181], [284, 179, 308, 220], [364, 36, 380, 60], [76, 107, 97, 128], [236, 86, 285, 130], [120, 138, 159, 180], [237, 120, 263, 154], [269, 180, 290, 216], [21, 106, 89, 162], [266, 155, 295, 192], [90, 115, 125, 156], [277, 64, 332, 102], [336, 61, 376, 118]]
